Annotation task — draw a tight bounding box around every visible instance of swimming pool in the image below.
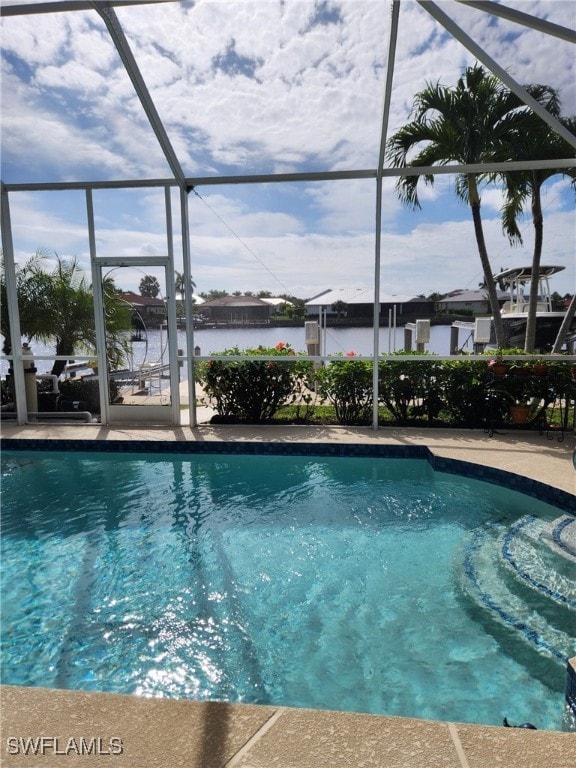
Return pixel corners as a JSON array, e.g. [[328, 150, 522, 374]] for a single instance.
[[1, 446, 574, 731]]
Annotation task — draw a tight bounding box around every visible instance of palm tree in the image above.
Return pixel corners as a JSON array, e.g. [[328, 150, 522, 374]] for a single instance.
[[496, 96, 576, 352], [1, 250, 53, 355], [1, 251, 131, 376], [139, 274, 160, 298], [386, 64, 552, 349], [45, 257, 132, 376], [174, 270, 196, 302]]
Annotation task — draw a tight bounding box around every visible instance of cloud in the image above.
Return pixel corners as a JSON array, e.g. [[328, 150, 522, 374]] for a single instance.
[[3, 1, 573, 180], [2, 1, 573, 305], [446, 1, 576, 112], [7, 180, 574, 302]]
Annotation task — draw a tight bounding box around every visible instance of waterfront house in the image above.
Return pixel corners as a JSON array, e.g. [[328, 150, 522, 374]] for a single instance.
[[440, 289, 507, 315], [306, 288, 431, 324], [200, 295, 275, 325], [120, 291, 167, 328]]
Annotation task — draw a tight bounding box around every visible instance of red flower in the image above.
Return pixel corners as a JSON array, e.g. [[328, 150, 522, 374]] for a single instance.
[[345, 351, 357, 357], [275, 342, 286, 350]]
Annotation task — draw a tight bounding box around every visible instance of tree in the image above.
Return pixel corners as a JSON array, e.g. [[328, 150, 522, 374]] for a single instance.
[[1, 250, 53, 355], [1, 251, 131, 377], [496, 99, 576, 352], [199, 289, 228, 300], [386, 64, 553, 349], [285, 303, 306, 321], [427, 292, 444, 313], [47, 256, 98, 376], [277, 294, 306, 320], [331, 300, 348, 319], [139, 274, 160, 298], [174, 270, 196, 302]]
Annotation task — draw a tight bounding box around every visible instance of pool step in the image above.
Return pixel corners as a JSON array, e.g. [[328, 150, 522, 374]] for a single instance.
[[501, 515, 576, 617], [462, 523, 575, 665], [550, 516, 576, 560]]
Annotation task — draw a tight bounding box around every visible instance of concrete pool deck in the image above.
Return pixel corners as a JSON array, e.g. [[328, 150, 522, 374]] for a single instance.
[[1, 422, 575, 767]]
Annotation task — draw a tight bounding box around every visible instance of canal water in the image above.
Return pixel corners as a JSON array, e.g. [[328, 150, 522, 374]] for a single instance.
[[135, 324, 474, 370], [3, 324, 475, 381]]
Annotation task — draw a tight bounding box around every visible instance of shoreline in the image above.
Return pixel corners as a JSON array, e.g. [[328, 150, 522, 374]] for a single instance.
[[172, 314, 473, 331]]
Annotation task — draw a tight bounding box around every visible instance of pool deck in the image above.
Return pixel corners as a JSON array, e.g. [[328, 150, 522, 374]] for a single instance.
[[1, 422, 575, 767]]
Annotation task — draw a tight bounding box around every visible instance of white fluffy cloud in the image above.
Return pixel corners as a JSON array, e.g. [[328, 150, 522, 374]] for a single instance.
[[1, 1, 574, 300]]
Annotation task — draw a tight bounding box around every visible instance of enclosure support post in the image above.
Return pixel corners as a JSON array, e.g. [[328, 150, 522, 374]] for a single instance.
[[87, 189, 110, 426], [181, 188, 197, 428], [164, 187, 181, 423], [0, 183, 27, 424], [372, 0, 400, 431]]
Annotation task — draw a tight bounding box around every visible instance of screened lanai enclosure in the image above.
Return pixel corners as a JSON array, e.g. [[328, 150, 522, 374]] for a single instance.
[[1, 0, 575, 427]]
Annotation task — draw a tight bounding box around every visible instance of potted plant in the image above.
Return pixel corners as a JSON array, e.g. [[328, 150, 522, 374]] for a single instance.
[[487, 352, 508, 377], [504, 372, 534, 424], [508, 400, 532, 424], [510, 362, 533, 377], [533, 360, 549, 377]]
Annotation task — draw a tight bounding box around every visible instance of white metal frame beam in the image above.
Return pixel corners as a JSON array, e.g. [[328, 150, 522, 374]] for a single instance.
[[90, 1, 187, 187], [0, 1, 178, 18], [419, 1, 576, 151], [3, 157, 575, 194], [456, 1, 576, 44]]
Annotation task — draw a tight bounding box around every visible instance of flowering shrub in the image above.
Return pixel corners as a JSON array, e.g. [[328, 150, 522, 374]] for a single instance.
[[197, 343, 313, 422], [197, 346, 574, 428], [315, 356, 373, 425]]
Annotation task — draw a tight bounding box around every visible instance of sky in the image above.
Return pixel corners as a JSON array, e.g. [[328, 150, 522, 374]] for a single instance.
[[1, 0, 575, 301]]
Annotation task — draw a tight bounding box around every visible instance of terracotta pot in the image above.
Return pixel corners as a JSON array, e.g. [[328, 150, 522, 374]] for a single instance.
[[511, 365, 532, 377], [533, 364, 548, 377], [571, 367, 576, 381], [489, 362, 508, 376], [509, 404, 531, 424]]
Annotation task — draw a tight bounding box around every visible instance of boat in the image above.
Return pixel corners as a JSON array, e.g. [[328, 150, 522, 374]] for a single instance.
[[491, 265, 575, 351]]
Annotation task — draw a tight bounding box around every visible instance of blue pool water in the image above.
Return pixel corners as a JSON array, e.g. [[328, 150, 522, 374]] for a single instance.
[[1, 450, 574, 730]]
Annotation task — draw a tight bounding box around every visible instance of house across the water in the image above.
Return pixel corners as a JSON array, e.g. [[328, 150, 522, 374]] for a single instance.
[[305, 288, 433, 324], [440, 289, 507, 315], [199, 295, 275, 326], [120, 291, 167, 329]]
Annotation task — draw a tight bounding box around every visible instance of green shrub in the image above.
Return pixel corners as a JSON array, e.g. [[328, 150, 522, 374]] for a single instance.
[[443, 358, 492, 427], [196, 347, 574, 429], [197, 343, 313, 422], [378, 353, 448, 425], [315, 356, 373, 425]]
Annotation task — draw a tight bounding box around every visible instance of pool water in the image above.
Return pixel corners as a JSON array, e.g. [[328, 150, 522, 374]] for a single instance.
[[1, 451, 574, 730]]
